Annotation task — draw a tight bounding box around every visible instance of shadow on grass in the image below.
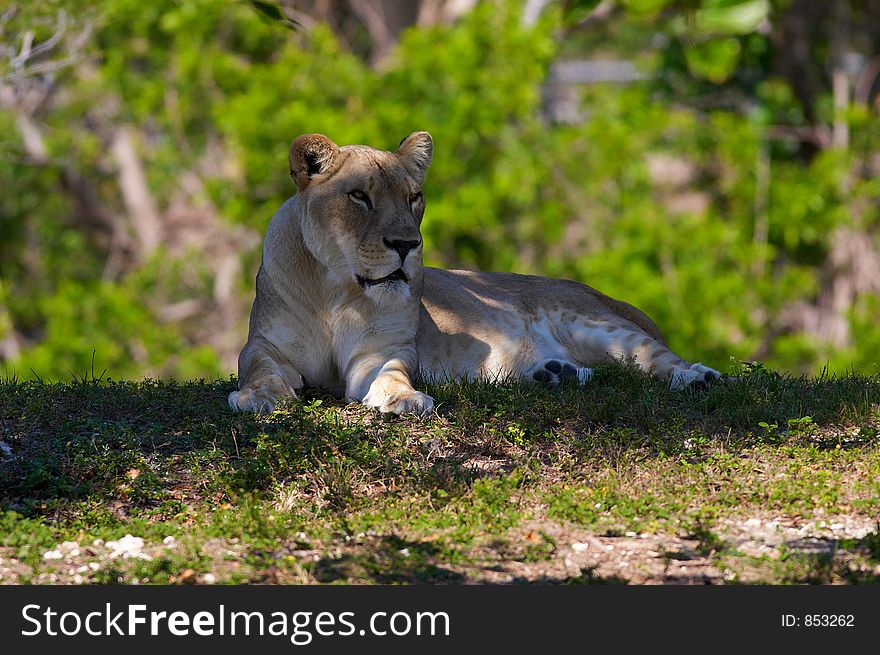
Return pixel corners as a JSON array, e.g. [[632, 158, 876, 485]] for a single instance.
[[522, 567, 630, 585], [310, 535, 632, 585], [1, 366, 878, 526], [312, 535, 466, 584]]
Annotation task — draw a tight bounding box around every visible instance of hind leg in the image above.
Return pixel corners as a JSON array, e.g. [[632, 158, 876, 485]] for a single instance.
[[644, 343, 721, 390], [668, 362, 721, 390], [528, 359, 594, 385], [567, 322, 720, 390]]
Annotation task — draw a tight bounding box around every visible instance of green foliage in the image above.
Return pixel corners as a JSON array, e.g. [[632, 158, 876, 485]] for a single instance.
[[1, 0, 878, 380], [19, 278, 220, 381]]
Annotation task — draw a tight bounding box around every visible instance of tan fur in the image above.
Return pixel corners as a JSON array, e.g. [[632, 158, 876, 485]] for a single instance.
[[230, 133, 719, 415]]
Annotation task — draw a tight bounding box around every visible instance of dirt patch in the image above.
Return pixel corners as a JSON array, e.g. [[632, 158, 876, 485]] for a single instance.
[[5, 513, 879, 585], [0, 547, 32, 584], [715, 513, 878, 559], [445, 514, 880, 584], [711, 513, 880, 583], [449, 521, 723, 584]]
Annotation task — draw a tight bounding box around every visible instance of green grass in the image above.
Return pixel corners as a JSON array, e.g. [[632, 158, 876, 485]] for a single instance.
[[1, 363, 879, 584]]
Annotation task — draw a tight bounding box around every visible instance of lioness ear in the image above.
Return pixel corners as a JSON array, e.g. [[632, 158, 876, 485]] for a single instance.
[[289, 134, 340, 191], [397, 131, 433, 186]]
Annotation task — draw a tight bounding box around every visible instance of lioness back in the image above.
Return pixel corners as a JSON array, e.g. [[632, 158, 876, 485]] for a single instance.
[[417, 268, 684, 384]]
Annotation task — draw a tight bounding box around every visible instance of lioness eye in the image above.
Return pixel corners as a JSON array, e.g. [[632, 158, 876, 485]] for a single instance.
[[348, 189, 372, 208]]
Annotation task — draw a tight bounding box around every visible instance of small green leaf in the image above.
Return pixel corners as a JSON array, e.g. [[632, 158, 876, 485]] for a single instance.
[[246, 1, 301, 30], [249, 0, 283, 21], [684, 37, 742, 83], [695, 0, 769, 35], [562, 0, 605, 25], [620, 0, 675, 15]]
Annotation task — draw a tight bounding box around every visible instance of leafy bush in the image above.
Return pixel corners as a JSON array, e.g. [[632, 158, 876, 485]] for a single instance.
[[2, 0, 878, 379]]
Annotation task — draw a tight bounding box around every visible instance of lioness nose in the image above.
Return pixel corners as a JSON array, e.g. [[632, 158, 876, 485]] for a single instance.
[[384, 238, 421, 261]]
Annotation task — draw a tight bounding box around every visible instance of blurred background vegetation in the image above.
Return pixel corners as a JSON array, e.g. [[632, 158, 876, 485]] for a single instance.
[[1, 0, 879, 381]]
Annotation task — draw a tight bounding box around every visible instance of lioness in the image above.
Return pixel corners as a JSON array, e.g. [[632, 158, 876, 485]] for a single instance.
[[229, 132, 721, 415]]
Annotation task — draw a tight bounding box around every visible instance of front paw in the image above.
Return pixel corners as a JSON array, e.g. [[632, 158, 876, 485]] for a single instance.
[[228, 375, 296, 414], [362, 384, 434, 416]]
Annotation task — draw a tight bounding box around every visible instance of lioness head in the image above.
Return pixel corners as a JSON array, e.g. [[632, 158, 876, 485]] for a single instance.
[[289, 131, 433, 306]]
